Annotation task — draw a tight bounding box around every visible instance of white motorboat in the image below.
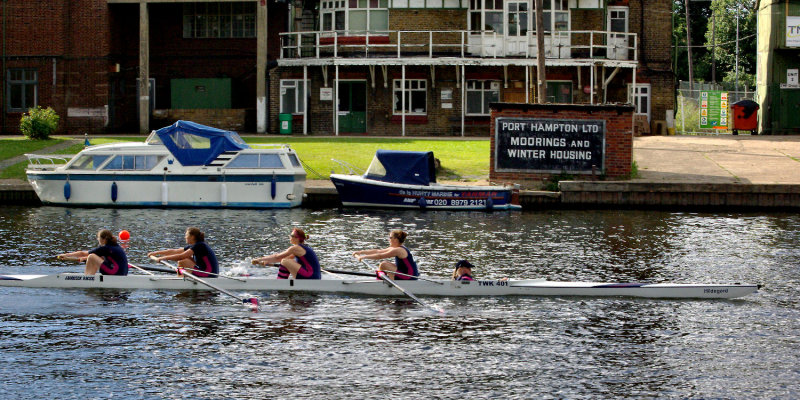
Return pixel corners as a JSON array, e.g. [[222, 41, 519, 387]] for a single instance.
[[25, 120, 306, 208], [0, 272, 759, 299]]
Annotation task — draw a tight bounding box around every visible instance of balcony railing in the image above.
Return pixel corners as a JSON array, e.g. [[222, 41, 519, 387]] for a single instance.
[[279, 30, 637, 62]]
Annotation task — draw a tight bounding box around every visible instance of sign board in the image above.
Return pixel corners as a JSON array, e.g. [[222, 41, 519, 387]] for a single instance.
[[788, 69, 799, 87], [788, 16, 800, 47], [494, 117, 605, 174], [320, 87, 333, 101], [699, 91, 728, 129]]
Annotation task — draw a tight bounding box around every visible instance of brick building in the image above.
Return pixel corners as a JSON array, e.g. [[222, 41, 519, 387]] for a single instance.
[[1, 0, 282, 134], [275, 0, 674, 136], [1, 0, 672, 136]]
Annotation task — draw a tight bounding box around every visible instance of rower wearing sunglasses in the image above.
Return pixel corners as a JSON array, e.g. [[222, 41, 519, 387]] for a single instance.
[[253, 228, 321, 280]]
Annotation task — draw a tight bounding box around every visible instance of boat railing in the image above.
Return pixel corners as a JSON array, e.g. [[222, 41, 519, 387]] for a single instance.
[[25, 154, 71, 170], [331, 159, 364, 176], [250, 144, 293, 150]]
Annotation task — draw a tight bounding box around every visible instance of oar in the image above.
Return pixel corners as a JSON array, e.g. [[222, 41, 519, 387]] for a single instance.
[[360, 260, 443, 313], [128, 263, 155, 276], [150, 256, 258, 308], [324, 268, 444, 285]]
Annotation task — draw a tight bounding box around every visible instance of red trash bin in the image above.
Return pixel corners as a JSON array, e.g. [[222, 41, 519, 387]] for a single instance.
[[731, 99, 759, 135]]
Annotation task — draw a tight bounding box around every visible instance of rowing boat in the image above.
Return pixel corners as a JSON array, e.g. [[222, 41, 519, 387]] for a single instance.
[[0, 273, 759, 299]]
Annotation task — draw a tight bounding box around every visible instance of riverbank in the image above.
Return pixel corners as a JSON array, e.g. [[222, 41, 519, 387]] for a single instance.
[[2, 135, 799, 210]]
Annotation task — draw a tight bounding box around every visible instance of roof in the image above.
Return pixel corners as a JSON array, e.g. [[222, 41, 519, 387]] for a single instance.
[[154, 120, 250, 166], [365, 149, 437, 186]]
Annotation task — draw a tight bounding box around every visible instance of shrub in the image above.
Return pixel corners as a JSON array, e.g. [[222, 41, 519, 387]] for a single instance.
[[20, 106, 60, 140]]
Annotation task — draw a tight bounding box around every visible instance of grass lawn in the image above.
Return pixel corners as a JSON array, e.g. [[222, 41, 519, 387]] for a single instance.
[[1, 136, 491, 181], [0, 137, 66, 162], [245, 137, 490, 180]]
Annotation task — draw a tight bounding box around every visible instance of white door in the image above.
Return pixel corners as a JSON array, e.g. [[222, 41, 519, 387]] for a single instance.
[[505, 0, 530, 56], [608, 6, 629, 60]]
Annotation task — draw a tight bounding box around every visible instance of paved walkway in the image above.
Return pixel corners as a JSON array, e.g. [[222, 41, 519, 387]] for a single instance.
[[632, 135, 800, 184], [0, 139, 80, 169]]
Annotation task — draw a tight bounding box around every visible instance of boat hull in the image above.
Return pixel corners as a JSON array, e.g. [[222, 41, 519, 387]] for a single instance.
[[330, 174, 520, 210], [27, 173, 305, 208], [0, 273, 759, 299]]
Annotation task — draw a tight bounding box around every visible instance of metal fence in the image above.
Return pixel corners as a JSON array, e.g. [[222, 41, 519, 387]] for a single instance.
[[675, 81, 755, 135]]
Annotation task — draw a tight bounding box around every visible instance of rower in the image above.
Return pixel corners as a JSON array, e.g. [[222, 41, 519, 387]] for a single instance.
[[353, 229, 419, 280], [452, 260, 475, 281], [58, 229, 129, 276], [148, 227, 219, 278], [252, 228, 321, 280]]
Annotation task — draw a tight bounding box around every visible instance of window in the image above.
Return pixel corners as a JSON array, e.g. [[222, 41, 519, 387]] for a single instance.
[[466, 80, 500, 115], [7, 69, 37, 112], [67, 155, 110, 171], [280, 80, 308, 115], [531, 0, 569, 35], [393, 79, 427, 114], [546, 81, 573, 103], [320, 0, 389, 34], [288, 154, 301, 168], [469, 0, 503, 33], [227, 154, 286, 169], [102, 155, 163, 171], [183, 2, 256, 38], [628, 83, 651, 122]]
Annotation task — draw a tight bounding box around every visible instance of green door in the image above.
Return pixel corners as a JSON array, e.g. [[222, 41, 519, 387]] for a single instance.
[[338, 81, 367, 133], [779, 89, 800, 132], [546, 81, 573, 103]]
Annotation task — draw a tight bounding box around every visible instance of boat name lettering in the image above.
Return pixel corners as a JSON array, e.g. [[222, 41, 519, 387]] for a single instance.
[[64, 276, 95, 281], [478, 281, 508, 286], [704, 288, 728, 294], [398, 190, 455, 197]]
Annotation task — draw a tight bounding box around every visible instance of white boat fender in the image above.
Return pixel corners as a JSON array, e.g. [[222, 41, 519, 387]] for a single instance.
[[111, 182, 118, 202], [220, 182, 228, 206], [418, 196, 427, 208], [63, 179, 71, 201], [161, 181, 168, 205]]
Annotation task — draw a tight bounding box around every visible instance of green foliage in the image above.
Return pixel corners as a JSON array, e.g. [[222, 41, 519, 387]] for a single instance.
[[543, 171, 574, 192], [675, 95, 702, 133], [20, 106, 60, 140], [630, 160, 640, 179]]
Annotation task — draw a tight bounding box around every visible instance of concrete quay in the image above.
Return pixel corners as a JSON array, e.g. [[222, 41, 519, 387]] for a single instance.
[[2, 135, 800, 210]]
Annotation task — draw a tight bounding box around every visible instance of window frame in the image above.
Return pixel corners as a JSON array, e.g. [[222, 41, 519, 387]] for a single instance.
[[392, 79, 428, 115], [280, 79, 309, 115], [320, 0, 389, 34], [465, 80, 500, 116], [7, 69, 38, 112], [628, 83, 651, 122], [182, 2, 256, 39]]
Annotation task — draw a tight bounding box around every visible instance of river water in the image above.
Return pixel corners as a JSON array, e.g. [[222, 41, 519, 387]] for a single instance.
[[0, 206, 797, 399]]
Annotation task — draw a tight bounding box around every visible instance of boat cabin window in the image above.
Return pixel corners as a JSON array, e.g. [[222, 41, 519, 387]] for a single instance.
[[145, 131, 162, 145], [288, 153, 301, 168], [227, 154, 285, 169], [365, 156, 386, 178], [171, 133, 211, 149], [102, 155, 164, 171], [67, 154, 111, 170]]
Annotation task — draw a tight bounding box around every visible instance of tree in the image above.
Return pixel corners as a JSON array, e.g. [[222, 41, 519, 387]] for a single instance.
[[703, 0, 757, 89]]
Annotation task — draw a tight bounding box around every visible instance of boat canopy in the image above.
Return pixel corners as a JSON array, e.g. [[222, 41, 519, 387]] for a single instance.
[[150, 120, 250, 166], [364, 149, 437, 185]]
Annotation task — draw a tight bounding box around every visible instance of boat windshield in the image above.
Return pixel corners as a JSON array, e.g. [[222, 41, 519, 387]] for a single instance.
[[364, 155, 387, 178], [145, 131, 162, 145], [171, 132, 211, 149], [67, 154, 111, 170]]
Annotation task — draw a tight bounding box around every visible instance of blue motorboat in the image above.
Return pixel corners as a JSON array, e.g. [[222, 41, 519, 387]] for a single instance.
[[330, 149, 520, 210]]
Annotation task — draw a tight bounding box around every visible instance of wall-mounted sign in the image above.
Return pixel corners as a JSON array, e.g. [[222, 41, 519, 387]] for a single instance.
[[788, 69, 799, 87], [788, 16, 800, 47], [320, 87, 333, 101], [494, 117, 605, 174], [699, 91, 728, 129], [441, 88, 453, 101]]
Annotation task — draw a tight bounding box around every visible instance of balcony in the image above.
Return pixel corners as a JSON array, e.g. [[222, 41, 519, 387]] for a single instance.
[[279, 30, 637, 66]]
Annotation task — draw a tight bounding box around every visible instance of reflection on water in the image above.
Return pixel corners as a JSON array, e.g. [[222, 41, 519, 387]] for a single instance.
[[0, 206, 798, 398]]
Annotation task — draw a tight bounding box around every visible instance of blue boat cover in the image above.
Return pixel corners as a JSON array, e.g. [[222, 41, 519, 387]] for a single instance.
[[155, 120, 250, 166], [365, 149, 437, 186]]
